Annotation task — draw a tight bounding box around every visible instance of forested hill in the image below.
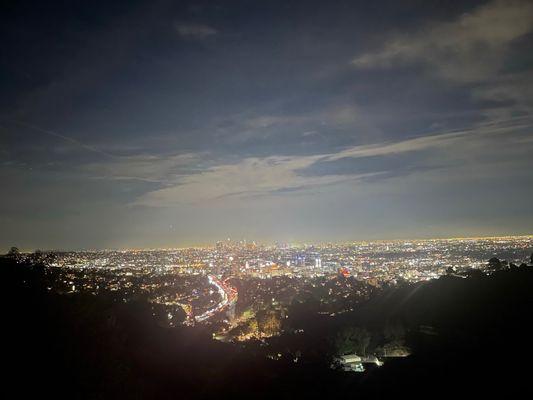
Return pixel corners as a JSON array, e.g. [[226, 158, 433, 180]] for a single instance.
[[3, 256, 533, 399]]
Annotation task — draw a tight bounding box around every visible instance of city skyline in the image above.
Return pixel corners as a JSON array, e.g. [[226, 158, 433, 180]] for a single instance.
[[2, 0, 533, 250], [5, 234, 533, 253], [12, 235, 533, 337]]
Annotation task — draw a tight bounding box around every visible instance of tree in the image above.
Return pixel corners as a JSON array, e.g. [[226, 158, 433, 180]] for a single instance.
[[7, 247, 20, 259], [335, 327, 371, 356], [488, 257, 502, 271], [446, 266, 457, 275], [384, 323, 405, 342], [31, 249, 44, 263], [464, 268, 485, 279], [257, 309, 281, 336]]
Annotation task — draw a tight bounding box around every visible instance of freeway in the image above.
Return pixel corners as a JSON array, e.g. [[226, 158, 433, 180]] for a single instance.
[[194, 275, 238, 323]]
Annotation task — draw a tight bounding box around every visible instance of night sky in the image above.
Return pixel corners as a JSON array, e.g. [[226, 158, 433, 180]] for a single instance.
[[1, 0, 532, 250]]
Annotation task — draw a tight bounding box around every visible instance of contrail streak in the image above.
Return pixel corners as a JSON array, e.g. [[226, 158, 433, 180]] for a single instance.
[[2, 119, 117, 159]]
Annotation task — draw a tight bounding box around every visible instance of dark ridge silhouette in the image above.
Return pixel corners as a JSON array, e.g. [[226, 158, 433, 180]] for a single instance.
[[3, 255, 533, 399]]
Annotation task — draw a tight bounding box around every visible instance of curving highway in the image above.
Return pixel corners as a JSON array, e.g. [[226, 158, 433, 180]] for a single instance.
[[194, 275, 238, 323]]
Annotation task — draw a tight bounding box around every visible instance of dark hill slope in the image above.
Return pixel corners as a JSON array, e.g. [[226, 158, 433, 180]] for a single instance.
[[3, 257, 533, 399]]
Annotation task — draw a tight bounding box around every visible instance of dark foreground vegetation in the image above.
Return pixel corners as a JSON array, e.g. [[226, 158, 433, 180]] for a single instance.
[[3, 254, 533, 399]]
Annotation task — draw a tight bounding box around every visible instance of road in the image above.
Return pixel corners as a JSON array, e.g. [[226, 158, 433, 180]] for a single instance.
[[194, 275, 238, 323]]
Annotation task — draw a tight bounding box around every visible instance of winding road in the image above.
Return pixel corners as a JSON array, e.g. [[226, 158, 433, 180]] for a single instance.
[[194, 275, 238, 322]]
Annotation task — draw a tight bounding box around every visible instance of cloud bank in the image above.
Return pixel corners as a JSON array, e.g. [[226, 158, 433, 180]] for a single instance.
[[352, 0, 533, 82]]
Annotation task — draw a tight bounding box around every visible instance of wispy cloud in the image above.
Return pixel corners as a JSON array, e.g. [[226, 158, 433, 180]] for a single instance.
[[215, 104, 365, 145], [129, 117, 533, 207], [175, 22, 217, 39], [84, 152, 206, 183], [352, 0, 533, 83]]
